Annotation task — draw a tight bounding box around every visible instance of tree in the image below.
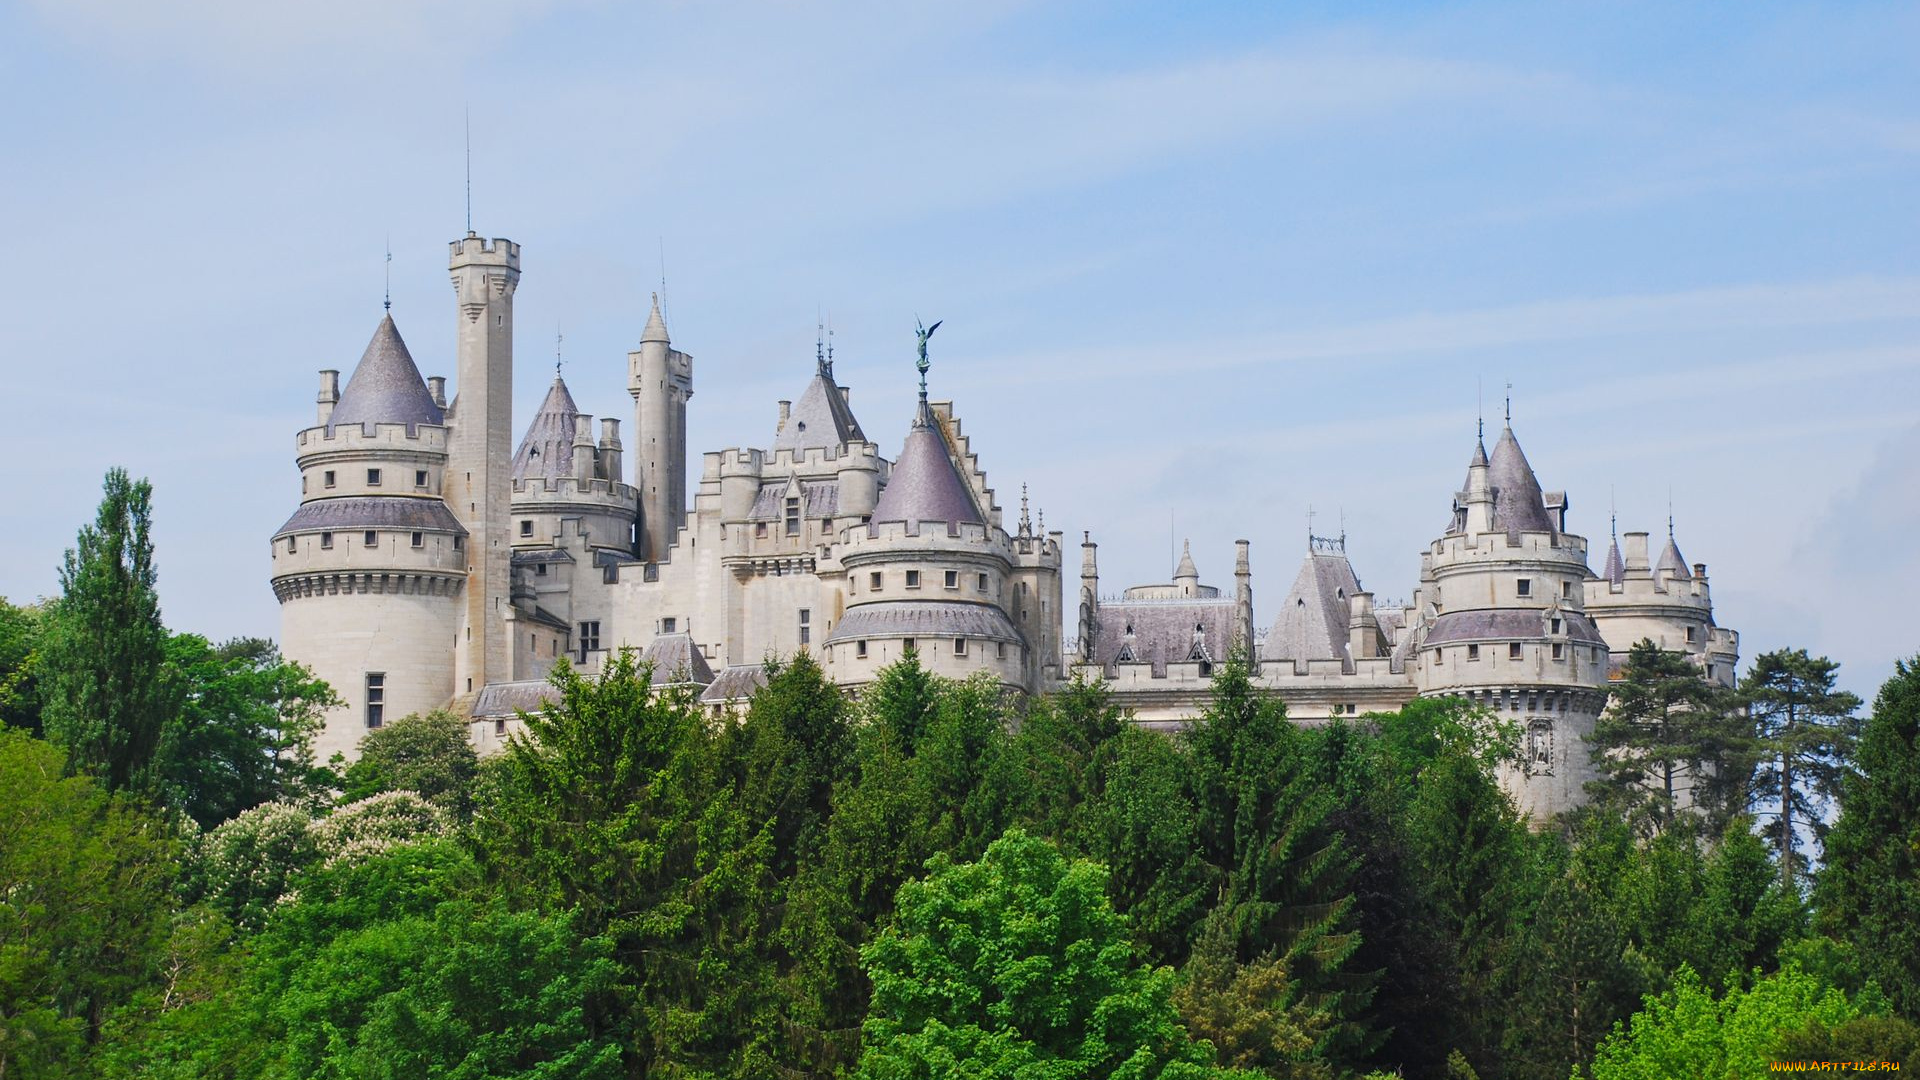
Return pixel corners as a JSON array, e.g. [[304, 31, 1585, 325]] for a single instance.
[[854, 829, 1244, 1080], [0, 597, 46, 733], [1817, 656, 1920, 1018], [1587, 964, 1869, 1080], [159, 635, 337, 828], [1741, 649, 1862, 892], [343, 708, 478, 814], [1586, 639, 1743, 839], [40, 468, 177, 795]]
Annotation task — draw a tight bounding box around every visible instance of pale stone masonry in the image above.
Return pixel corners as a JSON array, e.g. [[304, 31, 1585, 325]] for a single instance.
[[272, 230, 1736, 821]]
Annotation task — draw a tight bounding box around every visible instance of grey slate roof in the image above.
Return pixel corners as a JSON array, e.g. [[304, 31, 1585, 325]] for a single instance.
[[773, 368, 867, 453], [1092, 598, 1237, 678], [472, 680, 560, 719], [642, 633, 716, 685], [512, 376, 581, 482], [750, 480, 841, 521], [273, 496, 466, 539], [1655, 536, 1691, 579], [512, 549, 575, 566], [1487, 426, 1556, 539], [327, 314, 445, 436], [825, 601, 1025, 645], [1264, 552, 1363, 664], [701, 664, 770, 704], [1174, 541, 1199, 582], [1424, 608, 1605, 646], [1603, 539, 1626, 585], [870, 408, 983, 528]]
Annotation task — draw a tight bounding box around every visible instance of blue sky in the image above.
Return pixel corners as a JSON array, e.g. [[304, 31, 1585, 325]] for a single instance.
[[2, 1, 1916, 701]]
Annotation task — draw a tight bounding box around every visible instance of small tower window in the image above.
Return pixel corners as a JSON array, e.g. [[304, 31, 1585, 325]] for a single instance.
[[365, 673, 386, 728], [320, 532, 334, 550], [785, 497, 801, 537], [415, 470, 429, 488], [1685, 626, 1698, 643], [870, 571, 883, 591], [1552, 642, 1565, 660], [1561, 581, 1573, 598], [953, 637, 968, 656], [286, 536, 297, 553], [799, 609, 811, 647], [856, 640, 868, 658], [977, 573, 988, 592], [1516, 578, 1532, 597], [905, 570, 921, 589], [520, 520, 533, 537], [661, 617, 677, 633], [411, 531, 423, 549], [1467, 644, 1480, 661], [1550, 618, 1562, 635], [944, 570, 959, 589], [367, 468, 382, 486], [453, 535, 464, 551], [364, 530, 378, 548], [996, 642, 1007, 660], [1509, 642, 1523, 660], [902, 638, 916, 654], [755, 522, 769, 539], [324, 470, 336, 488]]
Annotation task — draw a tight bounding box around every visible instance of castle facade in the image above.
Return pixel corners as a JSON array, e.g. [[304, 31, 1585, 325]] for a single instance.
[[271, 231, 1735, 821]]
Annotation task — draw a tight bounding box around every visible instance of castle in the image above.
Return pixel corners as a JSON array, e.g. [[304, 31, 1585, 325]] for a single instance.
[[271, 230, 1737, 821]]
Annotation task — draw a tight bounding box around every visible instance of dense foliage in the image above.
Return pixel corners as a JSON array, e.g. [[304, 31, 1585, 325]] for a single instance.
[[2, 471, 1913, 1077]]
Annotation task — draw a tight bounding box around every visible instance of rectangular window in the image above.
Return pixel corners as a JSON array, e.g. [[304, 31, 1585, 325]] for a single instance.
[[785, 497, 801, 537], [1685, 626, 1697, 643], [520, 520, 533, 537], [367, 468, 382, 486], [944, 570, 959, 589], [535, 563, 547, 576], [870, 571, 882, 591], [977, 573, 988, 592], [755, 522, 767, 539], [953, 638, 968, 656], [415, 469, 429, 488], [1516, 578, 1532, 597], [1509, 642, 1523, 660], [661, 617, 676, 633], [453, 535, 464, 550], [1550, 618, 1562, 635], [286, 536, 296, 553], [902, 637, 916, 654], [996, 642, 1006, 660], [410, 531, 423, 548], [363, 530, 377, 547], [578, 621, 601, 662], [365, 673, 385, 728], [1551, 642, 1565, 660], [905, 570, 920, 588], [856, 640, 868, 659], [1467, 644, 1480, 661], [323, 469, 336, 488], [799, 609, 811, 647], [1562, 581, 1573, 598], [320, 532, 333, 549]]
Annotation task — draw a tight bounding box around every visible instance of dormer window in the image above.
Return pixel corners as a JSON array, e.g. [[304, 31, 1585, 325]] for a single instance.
[[1551, 618, 1562, 635], [785, 497, 801, 537]]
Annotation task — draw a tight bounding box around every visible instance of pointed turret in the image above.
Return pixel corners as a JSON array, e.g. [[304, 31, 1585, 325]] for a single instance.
[[641, 293, 670, 344], [1656, 529, 1691, 580], [1486, 425, 1555, 539], [871, 402, 983, 528], [511, 374, 582, 483], [1173, 540, 1200, 595], [326, 314, 444, 436], [773, 346, 867, 453]]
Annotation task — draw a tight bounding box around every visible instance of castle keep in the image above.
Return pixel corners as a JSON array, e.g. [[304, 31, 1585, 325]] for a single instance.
[[272, 231, 1736, 820]]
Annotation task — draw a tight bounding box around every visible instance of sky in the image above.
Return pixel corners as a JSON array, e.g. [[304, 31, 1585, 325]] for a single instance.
[[1, 1, 1916, 703]]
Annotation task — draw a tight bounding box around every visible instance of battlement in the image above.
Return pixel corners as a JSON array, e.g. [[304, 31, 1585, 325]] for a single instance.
[[448, 235, 521, 266], [1430, 527, 1588, 566], [510, 475, 640, 505], [298, 420, 449, 459], [711, 440, 884, 479], [847, 518, 1001, 550]]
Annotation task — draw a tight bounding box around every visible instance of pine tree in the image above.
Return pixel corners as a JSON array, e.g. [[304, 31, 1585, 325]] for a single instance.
[[1740, 648, 1862, 892], [41, 468, 178, 795], [1817, 656, 1920, 1018], [1586, 639, 1743, 839]]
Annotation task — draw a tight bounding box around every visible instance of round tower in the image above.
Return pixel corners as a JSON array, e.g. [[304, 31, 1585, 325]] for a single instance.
[[1411, 423, 1611, 822], [509, 372, 640, 552], [1585, 520, 1739, 688], [271, 314, 466, 763]]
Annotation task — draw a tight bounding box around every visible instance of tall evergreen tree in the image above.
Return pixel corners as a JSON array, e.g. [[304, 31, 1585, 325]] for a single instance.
[[41, 468, 178, 795], [1817, 656, 1920, 1018], [1586, 639, 1742, 839], [0, 597, 45, 734], [1740, 648, 1862, 892]]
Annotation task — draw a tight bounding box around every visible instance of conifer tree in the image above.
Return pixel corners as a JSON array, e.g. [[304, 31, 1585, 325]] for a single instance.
[[1586, 639, 1742, 839], [41, 468, 178, 795], [1817, 656, 1920, 1017], [1740, 648, 1862, 891]]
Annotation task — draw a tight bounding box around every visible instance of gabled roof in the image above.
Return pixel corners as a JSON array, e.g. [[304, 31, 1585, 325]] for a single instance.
[[1487, 426, 1555, 538], [512, 375, 582, 482], [1264, 551, 1363, 664], [774, 367, 866, 453], [870, 405, 983, 528], [642, 633, 716, 685], [327, 314, 444, 435], [1091, 598, 1237, 679]]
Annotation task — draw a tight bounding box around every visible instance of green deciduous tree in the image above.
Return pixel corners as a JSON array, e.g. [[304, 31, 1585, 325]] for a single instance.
[[1741, 648, 1862, 892], [1817, 656, 1920, 1018], [855, 829, 1245, 1080], [40, 468, 178, 795], [1587, 964, 1869, 1080], [343, 708, 479, 814], [0, 597, 46, 733], [1586, 639, 1744, 840]]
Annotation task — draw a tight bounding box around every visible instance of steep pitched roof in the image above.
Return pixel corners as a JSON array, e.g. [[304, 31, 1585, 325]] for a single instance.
[[641, 293, 670, 344], [870, 406, 983, 528], [774, 367, 866, 453], [1603, 538, 1626, 585], [1264, 551, 1362, 664], [1487, 426, 1555, 538], [1656, 535, 1691, 579], [1091, 599, 1237, 679], [512, 375, 582, 482], [1173, 541, 1199, 582], [327, 314, 444, 435], [642, 633, 716, 685]]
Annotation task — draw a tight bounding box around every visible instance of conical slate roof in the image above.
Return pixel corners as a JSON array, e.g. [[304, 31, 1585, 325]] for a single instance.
[[1264, 550, 1363, 663], [1603, 538, 1626, 585], [327, 314, 443, 435], [870, 405, 982, 528], [774, 367, 866, 453], [512, 375, 582, 482], [1487, 426, 1555, 538], [641, 293, 670, 344], [1174, 540, 1199, 582], [1656, 535, 1691, 579]]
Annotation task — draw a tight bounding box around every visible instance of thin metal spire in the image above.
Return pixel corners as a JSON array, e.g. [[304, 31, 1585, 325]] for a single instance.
[[1306, 504, 1316, 550], [1476, 377, 1484, 442], [1504, 381, 1513, 426], [464, 109, 472, 236], [816, 312, 826, 375], [657, 237, 668, 324], [555, 324, 564, 376], [1667, 486, 1675, 539], [383, 236, 392, 312], [1610, 485, 1618, 541]]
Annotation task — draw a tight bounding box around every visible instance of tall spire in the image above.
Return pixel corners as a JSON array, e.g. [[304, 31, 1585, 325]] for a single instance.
[[383, 238, 392, 312], [641, 291, 669, 344]]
